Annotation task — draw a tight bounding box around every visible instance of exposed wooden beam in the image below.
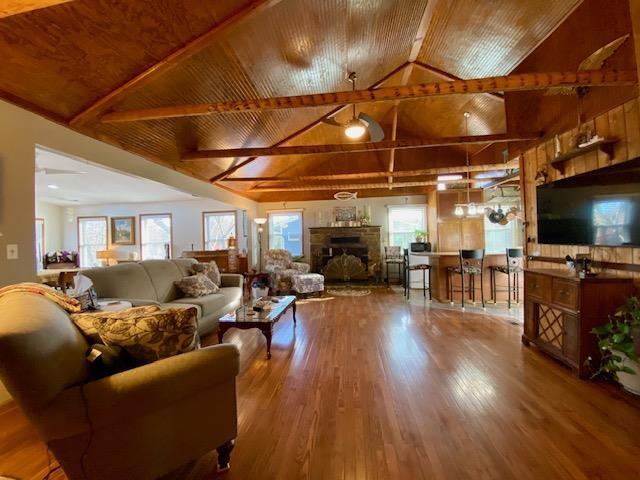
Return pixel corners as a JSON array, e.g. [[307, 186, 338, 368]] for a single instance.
[[0, 0, 71, 18], [183, 133, 539, 160], [482, 172, 521, 189], [70, 0, 282, 126], [412, 61, 505, 101], [208, 62, 411, 182], [224, 162, 518, 183], [249, 178, 489, 193], [100, 69, 636, 123], [630, 1, 640, 85]]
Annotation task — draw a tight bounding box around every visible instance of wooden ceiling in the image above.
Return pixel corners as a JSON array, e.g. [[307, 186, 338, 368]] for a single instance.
[[0, 0, 637, 201]]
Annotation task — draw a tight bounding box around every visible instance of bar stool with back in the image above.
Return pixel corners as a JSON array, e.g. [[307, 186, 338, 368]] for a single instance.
[[489, 248, 524, 309], [384, 246, 404, 287], [447, 249, 485, 309], [403, 248, 431, 300]]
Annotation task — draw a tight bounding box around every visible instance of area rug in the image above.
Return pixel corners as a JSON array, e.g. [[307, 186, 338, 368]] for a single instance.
[[326, 286, 372, 297]]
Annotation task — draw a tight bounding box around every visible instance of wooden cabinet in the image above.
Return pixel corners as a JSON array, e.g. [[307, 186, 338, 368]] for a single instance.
[[522, 269, 635, 378]]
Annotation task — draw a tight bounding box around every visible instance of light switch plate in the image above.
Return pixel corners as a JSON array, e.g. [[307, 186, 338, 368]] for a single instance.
[[6, 244, 18, 260]]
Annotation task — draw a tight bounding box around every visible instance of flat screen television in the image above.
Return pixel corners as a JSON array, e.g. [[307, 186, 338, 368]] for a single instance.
[[536, 157, 640, 246]]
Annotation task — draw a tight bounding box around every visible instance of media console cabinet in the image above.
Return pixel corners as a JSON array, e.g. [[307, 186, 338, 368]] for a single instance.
[[522, 268, 635, 378]]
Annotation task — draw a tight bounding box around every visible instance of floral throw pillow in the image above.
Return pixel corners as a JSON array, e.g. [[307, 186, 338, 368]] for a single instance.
[[191, 261, 221, 286], [175, 273, 219, 297], [91, 307, 199, 365], [70, 305, 162, 343]]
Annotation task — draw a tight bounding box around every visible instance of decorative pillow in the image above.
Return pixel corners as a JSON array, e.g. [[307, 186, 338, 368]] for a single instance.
[[91, 307, 199, 365], [175, 273, 219, 297], [70, 305, 162, 343], [191, 261, 221, 286]]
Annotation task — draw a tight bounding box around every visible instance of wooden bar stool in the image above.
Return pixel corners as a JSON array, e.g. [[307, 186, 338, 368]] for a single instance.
[[384, 246, 404, 287], [489, 248, 524, 309], [447, 249, 485, 309], [403, 248, 431, 300]]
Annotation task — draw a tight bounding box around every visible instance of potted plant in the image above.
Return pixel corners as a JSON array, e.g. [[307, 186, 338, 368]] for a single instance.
[[414, 229, 427, 243], [590, 296, 640, 395]]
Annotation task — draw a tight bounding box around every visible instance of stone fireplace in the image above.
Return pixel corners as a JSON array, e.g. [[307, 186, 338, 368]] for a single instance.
[[309, 226, 381, 281]]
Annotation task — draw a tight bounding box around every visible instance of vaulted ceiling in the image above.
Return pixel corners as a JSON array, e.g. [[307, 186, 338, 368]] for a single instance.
[[1, 0, 637, 201]]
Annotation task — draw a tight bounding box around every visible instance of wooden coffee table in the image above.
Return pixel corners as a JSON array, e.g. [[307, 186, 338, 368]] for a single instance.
[[217, 295, 297, 359]]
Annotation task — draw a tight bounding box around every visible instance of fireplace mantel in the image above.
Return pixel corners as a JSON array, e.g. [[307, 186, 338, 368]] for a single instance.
[[309, 226, 381, 280]]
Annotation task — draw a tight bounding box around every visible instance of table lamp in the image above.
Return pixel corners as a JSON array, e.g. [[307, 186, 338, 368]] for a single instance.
[[96, 250, 116, 267]]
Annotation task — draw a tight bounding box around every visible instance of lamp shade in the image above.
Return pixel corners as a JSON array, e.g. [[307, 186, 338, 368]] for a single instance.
[[96, 250, 115, 259], [254, 217, 267, 225]]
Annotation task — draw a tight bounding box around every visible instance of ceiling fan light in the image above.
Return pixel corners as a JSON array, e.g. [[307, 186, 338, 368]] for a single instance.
[[344, 121, 366, 139], [454, 206, 464, 217]]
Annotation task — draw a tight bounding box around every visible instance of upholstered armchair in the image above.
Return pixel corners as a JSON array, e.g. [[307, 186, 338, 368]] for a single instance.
[[263, 249, 310, 293], [0, 292, 240, 480]]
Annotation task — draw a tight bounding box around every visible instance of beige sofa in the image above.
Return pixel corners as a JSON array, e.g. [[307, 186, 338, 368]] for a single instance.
[[82, 258, 243, 336], [0, 291, 239, 479]]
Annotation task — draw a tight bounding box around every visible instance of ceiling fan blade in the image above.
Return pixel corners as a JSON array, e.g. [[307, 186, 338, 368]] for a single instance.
[[358, 112, 385, 142], [39, 168, 86, 175], [321, 116, 344, 127]]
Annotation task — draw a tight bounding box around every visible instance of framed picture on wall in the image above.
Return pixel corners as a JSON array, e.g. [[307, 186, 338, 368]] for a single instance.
[[111, 216, 136, 245], [333, 206, 357, 222]]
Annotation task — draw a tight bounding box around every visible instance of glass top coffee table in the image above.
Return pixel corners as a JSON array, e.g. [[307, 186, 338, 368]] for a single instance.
[[218, 295, 297, 359]]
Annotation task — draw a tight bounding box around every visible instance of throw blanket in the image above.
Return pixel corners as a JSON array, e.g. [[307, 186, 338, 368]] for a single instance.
[[0, 282, 81, 313]]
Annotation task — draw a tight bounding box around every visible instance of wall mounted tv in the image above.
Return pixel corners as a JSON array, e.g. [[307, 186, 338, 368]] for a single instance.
[[536, 157, 640, 247]]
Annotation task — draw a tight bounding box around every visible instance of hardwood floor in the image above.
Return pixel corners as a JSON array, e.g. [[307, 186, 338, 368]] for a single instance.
[[1, 289, 640, 479]]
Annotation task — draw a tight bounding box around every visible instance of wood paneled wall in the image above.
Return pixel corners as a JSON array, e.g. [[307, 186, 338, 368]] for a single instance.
[[522, 96, 640, 284]]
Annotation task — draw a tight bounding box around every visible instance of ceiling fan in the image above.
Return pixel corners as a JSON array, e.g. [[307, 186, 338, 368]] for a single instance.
[[545, 34, 629, 97], [322, 72, 385, 142], [35, 164, 87, 175]]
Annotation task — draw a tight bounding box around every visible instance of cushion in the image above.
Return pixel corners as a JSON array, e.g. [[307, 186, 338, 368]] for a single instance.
[[175, 274, 219, 297], [92, 307, 199, 365], [70, 305, 162, 343], [171, 293, 227, 318], [139, 260, 185, 302], [191, 261, 221, 286], [82, 263, 158, 301]]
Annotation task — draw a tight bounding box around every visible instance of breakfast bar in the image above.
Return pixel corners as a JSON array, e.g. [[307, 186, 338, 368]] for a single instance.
[[410, 251, 524, 304]]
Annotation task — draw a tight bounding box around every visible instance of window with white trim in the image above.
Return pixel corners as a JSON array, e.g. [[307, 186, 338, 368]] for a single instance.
[[387, 205, 427, 249], [78, 217, 107, 267], [268, 211, 303, 256], [203, 212, 236, 250], [484, 216, 521, 254], [141, 214, 172, 260], [35, 218, 45, 271]]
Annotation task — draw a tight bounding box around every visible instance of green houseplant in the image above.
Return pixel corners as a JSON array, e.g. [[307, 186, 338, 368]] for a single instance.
[[590, 296, 640, 395], [414, 229, 427, 243]]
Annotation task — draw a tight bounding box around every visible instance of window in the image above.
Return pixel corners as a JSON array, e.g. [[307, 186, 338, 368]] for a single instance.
[[268, 211, 303, 256], [203, 211, 237, 250], [78, 217, 107, 267], [35, 218, 45, 271], [387, 206, 427, 249], [592, 198, 634, 245], [484, 215, 521, 254], [140, 214, 172, 260]]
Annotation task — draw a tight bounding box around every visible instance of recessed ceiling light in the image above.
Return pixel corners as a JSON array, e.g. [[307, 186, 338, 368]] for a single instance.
[[437, 175, 463, 181], [47, 184, 59, 190]]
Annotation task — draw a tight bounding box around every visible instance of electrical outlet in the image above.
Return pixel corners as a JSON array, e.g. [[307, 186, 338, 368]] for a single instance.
[[6, 244, 18, 260]]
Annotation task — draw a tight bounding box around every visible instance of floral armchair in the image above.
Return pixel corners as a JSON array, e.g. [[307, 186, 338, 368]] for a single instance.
[[263, 249, 310, 293]]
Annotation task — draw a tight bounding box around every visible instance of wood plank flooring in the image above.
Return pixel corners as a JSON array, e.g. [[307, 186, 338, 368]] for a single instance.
[[1, 289, 639, 479]]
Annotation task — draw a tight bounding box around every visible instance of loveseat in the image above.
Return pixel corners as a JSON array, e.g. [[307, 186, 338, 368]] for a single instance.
[[0, 291, 239, 479], [82, 258, 242, 336]]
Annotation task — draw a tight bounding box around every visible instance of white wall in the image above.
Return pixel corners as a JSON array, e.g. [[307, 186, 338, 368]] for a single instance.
[[257, 195, 428, 260], [36, 201, 65, 253], [68, 199, 250, 261]]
